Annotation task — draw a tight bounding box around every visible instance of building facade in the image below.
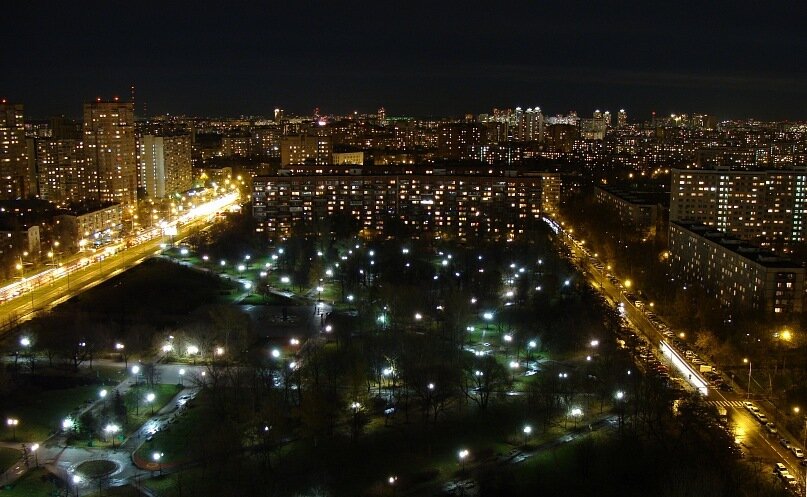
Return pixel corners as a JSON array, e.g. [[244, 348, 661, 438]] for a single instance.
[[139, 134, 193, 198], [0, 103, 32, 199], [34, 138, 95, 205], [83, 101, 138, 204], [54, 202, 123, 250], [252, 165, 560, 241], [669, 221, 805, 314], [280, 134, 333, 166], [670, 168, 807, 250], [594, 185, 662, 236]]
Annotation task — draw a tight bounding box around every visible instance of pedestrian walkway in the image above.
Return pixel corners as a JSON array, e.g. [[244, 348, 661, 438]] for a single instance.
[[709, 400, 745, 408]]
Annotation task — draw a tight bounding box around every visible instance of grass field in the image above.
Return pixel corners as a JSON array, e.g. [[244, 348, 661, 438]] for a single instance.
[[133, 393, 207, 464], [0, 468, 62, 496], [0, 447, 21, 474], [2, 385, 98, 442], [124, 383, 181, 427]]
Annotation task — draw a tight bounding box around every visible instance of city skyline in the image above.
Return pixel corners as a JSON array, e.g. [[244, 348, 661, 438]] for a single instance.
[[3, 2, 806, 120]]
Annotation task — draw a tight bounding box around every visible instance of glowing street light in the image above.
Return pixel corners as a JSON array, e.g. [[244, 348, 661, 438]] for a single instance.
[[522, 424, 532, 445], [62, 417, 74, 431], [743, 358, 752, 399], [414, 313, 422, 321], [271, 349, 281, 359], [6, 418, 19, 441], [105, 423, 120, 448], [458, 449, 470, 472], [186, 345, 199, 355], [153, 451, 164, 475], [19, 337, 31, 347], [99, 389, 108, 399], [615, 391, 625, 400], [178, 368, 185, 386]]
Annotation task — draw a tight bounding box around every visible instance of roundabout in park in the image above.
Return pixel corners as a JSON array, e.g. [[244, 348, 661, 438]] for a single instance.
[[75, 459, 118, 479]]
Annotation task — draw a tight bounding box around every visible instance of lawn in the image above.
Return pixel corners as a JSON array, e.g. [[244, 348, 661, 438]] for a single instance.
[[124, 383, 182, 428], [2, 385, 98, 442], [0, 468, 63, 497], [0, 447, 20, 474], [133, 393, 207, 464], [61, 258, 236, 327]]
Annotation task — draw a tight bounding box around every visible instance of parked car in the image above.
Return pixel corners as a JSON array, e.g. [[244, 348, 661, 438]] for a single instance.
[[792, 447, 804, 459]]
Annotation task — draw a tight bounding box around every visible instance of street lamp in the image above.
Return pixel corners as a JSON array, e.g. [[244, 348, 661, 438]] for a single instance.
[[6, 418, 18, 441], [458, 449, 469, 473], [105, 424, 120, 448], [569, 407, 583, 428], [30, 443, 39, 467], [388, 475, 398, 496], [62, 417, 74, 431], [132, 365, 141, 386], [153, 451, 164, 475], [73, 474, 82, 496], [146, 392, 156, 415], [522, 425, 532, 445], [743, 358, 752, 400], [178, 368, 185, 386], [271, 349, 281, 359]]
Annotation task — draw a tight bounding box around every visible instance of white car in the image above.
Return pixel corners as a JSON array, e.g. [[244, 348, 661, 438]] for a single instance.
[[793, 447, 804, 459]]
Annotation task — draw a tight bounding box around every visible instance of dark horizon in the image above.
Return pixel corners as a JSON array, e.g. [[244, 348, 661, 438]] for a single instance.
[[3, 1, 806, 121]]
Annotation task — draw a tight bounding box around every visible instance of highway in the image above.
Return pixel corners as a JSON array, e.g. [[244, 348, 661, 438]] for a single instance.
[[548, 216, 806, 493], [0, 192, 240, 333]]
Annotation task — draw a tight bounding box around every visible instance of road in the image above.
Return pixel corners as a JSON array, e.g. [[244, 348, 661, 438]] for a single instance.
[[550, 217, 806, 491], [0, 192, 240, 333]]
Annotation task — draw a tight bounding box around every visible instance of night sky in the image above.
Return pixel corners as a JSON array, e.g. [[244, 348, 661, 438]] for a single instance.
[[4, 1, 806, 120]]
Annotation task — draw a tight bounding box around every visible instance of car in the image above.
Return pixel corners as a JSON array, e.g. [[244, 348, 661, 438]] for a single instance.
[[793, 447, 804, 459], [781, 473, 798, 486], [774, 462, 788, 474], [756, 413, 768, 423], [766, 423, 778, 434], [719, 383, 734, 392]]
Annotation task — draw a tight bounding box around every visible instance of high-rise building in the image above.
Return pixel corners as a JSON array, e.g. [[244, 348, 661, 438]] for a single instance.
[[0, 102, 32, 199], [83, 101, 137, 204], [34, 138, 94, 205], [280, 134, 333, 166], [138, 134, 193, 199], [617, 109, 628, 128], [437, 123, 484, 160], [670, 168, 807, 249], [252, 164, 560, 241], [669, 221, 804, 314]]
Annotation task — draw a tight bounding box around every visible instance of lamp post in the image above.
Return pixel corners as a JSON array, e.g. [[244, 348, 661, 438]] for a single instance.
[[146, 392, 156, 415], [388, 475, 398, 496], [743, 358, 752, 399], [6, 418, 19, 441], [72, 474, 82, 497], [458, 449, 469, 473], [178, 368, 185, 387], [522, 425, 532, 446], [30, 443, 39, 467], [153, 451, 164, 475], [105, 424, 120, 449]]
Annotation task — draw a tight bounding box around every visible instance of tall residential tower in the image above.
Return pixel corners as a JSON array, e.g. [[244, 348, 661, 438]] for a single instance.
[[83, 100, 137, 204]]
